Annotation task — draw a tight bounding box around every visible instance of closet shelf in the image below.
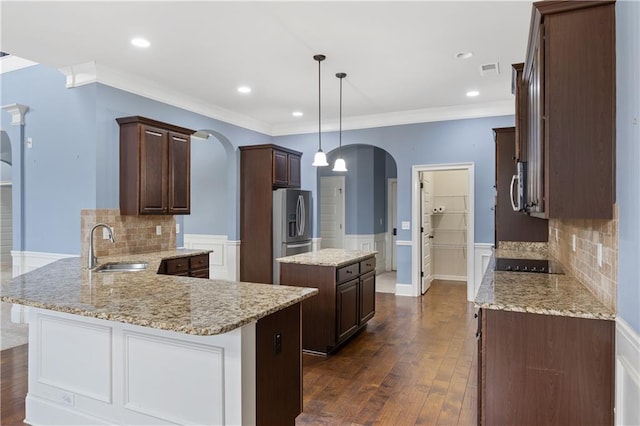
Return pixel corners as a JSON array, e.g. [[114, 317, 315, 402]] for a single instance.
[[433, 194, 467, 198], [432, 243, 467, 249], [434, 228, 467, 232], [432, 210, 467, 215]]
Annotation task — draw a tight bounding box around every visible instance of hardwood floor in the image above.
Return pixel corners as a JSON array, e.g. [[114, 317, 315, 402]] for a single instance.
[[296, 280, 478, 425], [0, 280, 477, 426], [1, 344, 28, 426]]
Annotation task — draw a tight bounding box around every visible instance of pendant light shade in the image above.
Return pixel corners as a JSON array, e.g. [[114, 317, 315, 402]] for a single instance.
[[312, 54, 329, 167], [333, 72, 348, 172]]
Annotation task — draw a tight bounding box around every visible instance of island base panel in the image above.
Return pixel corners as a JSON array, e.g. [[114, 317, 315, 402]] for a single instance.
[[256, 302, 302, 426]]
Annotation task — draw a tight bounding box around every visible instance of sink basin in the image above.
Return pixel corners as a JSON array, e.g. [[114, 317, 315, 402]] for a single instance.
[[95, 262, 148, 273]]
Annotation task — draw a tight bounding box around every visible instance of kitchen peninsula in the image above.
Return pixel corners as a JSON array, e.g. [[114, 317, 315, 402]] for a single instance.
[[0, 250, 317, 426], [277, 249, 376, 355]]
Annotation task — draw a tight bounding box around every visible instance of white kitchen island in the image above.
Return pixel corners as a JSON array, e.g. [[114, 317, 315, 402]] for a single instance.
[[1, 251, 317, 425]]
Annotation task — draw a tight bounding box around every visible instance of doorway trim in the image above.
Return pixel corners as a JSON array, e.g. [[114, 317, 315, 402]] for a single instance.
[[319, 175, 346, 249], [411, 162, 475, 301], [386, 178, 397, 271]]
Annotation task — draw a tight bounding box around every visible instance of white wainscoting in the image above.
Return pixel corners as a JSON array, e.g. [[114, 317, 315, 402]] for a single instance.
[[473, 243, 494, 298], [183, 234, 240, 282], [26, 307, 255, 426], [11, 251, 77, 278], [343, 233, 387, 274], [616, 318, 640, 426]]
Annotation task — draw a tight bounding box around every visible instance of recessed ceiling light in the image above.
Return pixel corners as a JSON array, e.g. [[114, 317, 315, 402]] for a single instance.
[[466, 90, 480, 97], [456, 51, 473, 60], [292, 111, 303, 117], [131, 38, 150, 48], [237, 86, 252, 94]]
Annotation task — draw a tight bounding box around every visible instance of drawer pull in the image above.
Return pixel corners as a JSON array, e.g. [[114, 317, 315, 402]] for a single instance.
[[366, 263, 372, 267]]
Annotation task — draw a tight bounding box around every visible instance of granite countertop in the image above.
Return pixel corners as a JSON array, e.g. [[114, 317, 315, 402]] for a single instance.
[[0, 249, 317, 336], [276, 248, 377, 267], [475, 250, 614, 320]]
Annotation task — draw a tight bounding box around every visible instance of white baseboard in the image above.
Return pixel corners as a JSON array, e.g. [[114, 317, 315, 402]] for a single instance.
[[183, 234, 240, 281], [616, 317, 640, 426], [11, 251, 78, 278], [395, 283, 413, 297], [473, 243, 493, 298], [433, 274, 467, 282], [344, 233, 387, 274]]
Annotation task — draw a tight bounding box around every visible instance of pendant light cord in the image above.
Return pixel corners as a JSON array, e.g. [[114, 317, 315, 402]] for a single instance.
[[339, 74, 343, 156], [318, 58, 322, 151]]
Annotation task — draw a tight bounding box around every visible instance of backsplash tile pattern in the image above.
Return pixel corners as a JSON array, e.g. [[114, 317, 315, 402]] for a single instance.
[[81, 209, 176, 265], [548, 204, 618, 312], [497, 241, 548, 253]]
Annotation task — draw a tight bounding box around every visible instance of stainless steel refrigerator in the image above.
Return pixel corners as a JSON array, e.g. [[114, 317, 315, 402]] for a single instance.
[[273, 188, 312, 284]]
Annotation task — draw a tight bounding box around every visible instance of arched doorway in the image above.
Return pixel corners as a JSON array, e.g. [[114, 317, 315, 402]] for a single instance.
[[317, 144, 398, 285]]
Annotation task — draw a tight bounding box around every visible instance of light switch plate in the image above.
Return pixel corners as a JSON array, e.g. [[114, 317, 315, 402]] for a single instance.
[[571, 234, 577, 252], [176, 223, 180, 234], [102, 227, 112, 240], [156, 225, 162, 236], [597, 243, 603, 267], [401, 221, 410, 230]]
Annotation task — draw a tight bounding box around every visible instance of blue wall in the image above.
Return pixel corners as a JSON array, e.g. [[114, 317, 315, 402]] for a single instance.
[[4, 63, 513, 287], [318, 144, 396, 235], [275, 115, 514, 283], [616, 0, 640, 333], [0, 65, 272, 253]]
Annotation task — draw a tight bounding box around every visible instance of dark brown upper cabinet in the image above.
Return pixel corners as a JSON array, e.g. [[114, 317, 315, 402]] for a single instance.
[[521, 1, 615, 219], [117, 116, 194, 215], [272, 147, 302, 188]]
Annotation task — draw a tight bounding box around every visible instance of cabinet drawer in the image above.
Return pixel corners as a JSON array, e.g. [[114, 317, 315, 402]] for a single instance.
[[189, 254, 209, 270], [360, 257, 376, 275], [189, 268, 209, 279], [337, 262, 359, 284], [165, 257, 189, 274]]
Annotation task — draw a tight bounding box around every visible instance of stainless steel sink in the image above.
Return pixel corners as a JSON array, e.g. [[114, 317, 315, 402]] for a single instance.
[[94, 262, 148, 273]]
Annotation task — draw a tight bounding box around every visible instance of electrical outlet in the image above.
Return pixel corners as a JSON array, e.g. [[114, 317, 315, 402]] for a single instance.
[[102, 226, 113, 240], [156, 225, 162, 236], [597, 243, 603, 267], [26, 137, 33, 149], [571, 234, 577, 252], [401, 221, 410, 230], [555, 229, 559, 242], [176, 223, 180, 234]]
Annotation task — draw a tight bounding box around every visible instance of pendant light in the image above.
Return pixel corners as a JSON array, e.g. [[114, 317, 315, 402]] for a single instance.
[[333, 72, 348, 172], [312, 54, 329, 167]]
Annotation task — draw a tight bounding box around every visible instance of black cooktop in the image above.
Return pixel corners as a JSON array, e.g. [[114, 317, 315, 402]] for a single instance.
[[494, 258, 563, 274]]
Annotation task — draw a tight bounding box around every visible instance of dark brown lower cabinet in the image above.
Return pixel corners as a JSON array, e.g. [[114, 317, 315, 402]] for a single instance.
[[478, 308, 614, 425], [158, 253, 210, 279], [256, 302, 302, 426], [280, 255, 376, 355]]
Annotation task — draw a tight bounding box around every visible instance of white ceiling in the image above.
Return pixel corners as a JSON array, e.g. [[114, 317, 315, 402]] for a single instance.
[[0, 1, 533, 135]]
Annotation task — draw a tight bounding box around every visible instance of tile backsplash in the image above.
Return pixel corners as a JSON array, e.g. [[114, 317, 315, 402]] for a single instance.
[[81, 209, 176, 264], [548, 204, 618, 311]]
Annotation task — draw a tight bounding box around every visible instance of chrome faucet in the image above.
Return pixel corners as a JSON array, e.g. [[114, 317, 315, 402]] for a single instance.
[[88, 223, 115, 269]]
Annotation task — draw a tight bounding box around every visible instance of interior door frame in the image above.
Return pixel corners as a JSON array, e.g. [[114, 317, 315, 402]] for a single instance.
[[319, 175, 346, 249], [386, 178, 397, 271], [411, 163, 475, 301]]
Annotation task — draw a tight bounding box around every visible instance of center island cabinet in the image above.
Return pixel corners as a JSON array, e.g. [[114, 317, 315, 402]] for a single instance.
[[277, 248, 377, 355], [0, 249, 317, 426]]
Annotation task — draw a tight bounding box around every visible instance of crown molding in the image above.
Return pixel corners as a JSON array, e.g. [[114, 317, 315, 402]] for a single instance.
[[271, 100, 515, 136], [59, 61, 97, 88], [0, 55, 38, 74], [92, 64, 273, 136]]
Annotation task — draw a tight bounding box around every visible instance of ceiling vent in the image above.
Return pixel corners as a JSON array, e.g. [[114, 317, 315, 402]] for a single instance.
[[480, 62, 500, 76]]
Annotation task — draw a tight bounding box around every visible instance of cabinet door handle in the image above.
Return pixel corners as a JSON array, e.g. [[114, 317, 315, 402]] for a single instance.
[[145, 130, 163, 137]]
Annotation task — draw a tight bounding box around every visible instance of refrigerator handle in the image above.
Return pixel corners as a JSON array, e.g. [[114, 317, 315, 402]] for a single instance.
[[296, 195, 302, 236], [298, 195, 307, 236]]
